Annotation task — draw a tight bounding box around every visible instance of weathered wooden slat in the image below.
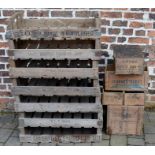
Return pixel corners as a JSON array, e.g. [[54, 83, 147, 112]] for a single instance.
[[105, 66, 147, 91], [9, 49, 101, 60], [12, 86, 101, 96], [22, 18, 96, 28], [19, 134, 102, 143], [19, 118, 101, 128], [14, 103, 101, 112], [6, 28, 100, 40], [10, 68, 98, 79]]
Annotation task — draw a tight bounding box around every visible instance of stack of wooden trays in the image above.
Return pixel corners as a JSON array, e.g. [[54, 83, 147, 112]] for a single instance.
[[103, 45, 147, 135], [6, 12, 103, 144]]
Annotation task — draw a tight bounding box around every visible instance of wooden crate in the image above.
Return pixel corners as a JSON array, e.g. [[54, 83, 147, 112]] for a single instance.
[[18, 111, 103, 143], [124, 93, 144, 106], [107, 105, 144, 135], [103, 92, 123, 105], [105, 65, 147, 91], [6, 12, 101, 40], [6, 13, 103, 144], [113, 45, 144, 75], [103, 92, 144, 106]]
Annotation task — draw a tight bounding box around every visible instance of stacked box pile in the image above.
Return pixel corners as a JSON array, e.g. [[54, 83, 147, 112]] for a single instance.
[[103, 45, 147, 135], [6, 12, 103, 144]]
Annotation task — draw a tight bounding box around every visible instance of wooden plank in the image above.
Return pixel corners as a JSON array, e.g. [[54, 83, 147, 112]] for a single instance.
[[113, 45, 144, 58], [14, 103, 101, 112], [6, 28, 100, 40], [22, 18, 96, 28], [12, 86, 101, 96], [9, 49, 101, 60], [9, 68, 98, 79], [19, 118, 101, 128], [124, 93, 144, 106], [115, 58, 144, 75], [107, 106, 144, 135], [19, 134, 102, 143], [103, 92, 123, 105], [105, 66, 147, 91]]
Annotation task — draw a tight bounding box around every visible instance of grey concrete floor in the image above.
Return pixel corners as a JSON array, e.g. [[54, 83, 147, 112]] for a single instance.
[[0, 111, 155, 146]]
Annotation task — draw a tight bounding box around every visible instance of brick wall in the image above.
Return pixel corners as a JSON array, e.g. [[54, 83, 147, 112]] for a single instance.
[[0, 8, 154, 111]]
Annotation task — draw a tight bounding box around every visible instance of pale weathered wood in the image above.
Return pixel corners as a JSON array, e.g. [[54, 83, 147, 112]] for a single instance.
[[19, 134, 102, 143], [105, 67, 147, 91], [6, 12, 24, 30], [107, 105, 144, 135], [103, 92, 123, 105], [22, 18, 96, 28], [9, 49, 101, 60], [14, 103, 101, 112], [19, 118, 101, 128], [12, 86, 101, 96], [115, 58, 144, 75], [10, 68, 98, 79], [6, 28, 100, 40], [124, 93, 144, 106]]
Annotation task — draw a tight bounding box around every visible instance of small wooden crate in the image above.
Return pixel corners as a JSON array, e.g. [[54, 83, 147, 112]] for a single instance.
[[103, 92, 144, 106], [105, 65, 147, 91], [107, 105, 144, 135], [113, 45, 144, 75]]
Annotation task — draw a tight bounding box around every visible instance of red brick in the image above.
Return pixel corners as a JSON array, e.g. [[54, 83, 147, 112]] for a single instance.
[[100, 36, 116, 43], [130, 8, 149, 12], [27, 10, 49, 17], [108, 28, 120, 35], [101, 44, 108, 49], [101, 12, 122, 18], [101, 19, 110, 26], [149, 13, 155, 20], [136, 30, 146, 36], [129, 21, 144, 28], [101, 27, 106, 34], [0, 19, 7, 25], [123, 29, 133, 35], [75, 11, 98, 17], [0, 49, 5, 56], [0, 42, 9, 48], [51, 11, 72, 17], [151, 39, 155, 45], [148, 30, 155, 37], [0, 85, 6, 90], [124, 13, 144, 19], [112, 20, 127, 27], [0, 71, 9, 76], [0, 57, 8, 62], [0, 91, 11, 96], [3, 10, 15, 16], [0, 26, 5, 32], [0, 98, 15, 109], [145, 23, 153, 29], [117, 37, 126, 43], [128, 37, 149, 44], [151, 8, 155, 12], [0, 64, 5, 69], [113, 8, 128, 11], [3, 78, 11, 83]]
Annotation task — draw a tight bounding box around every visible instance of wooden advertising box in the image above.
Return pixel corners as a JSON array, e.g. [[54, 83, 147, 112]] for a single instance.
[[113, 45, 144, 75], [107, 105, 144, 135], [105, 66, 147, 91]]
